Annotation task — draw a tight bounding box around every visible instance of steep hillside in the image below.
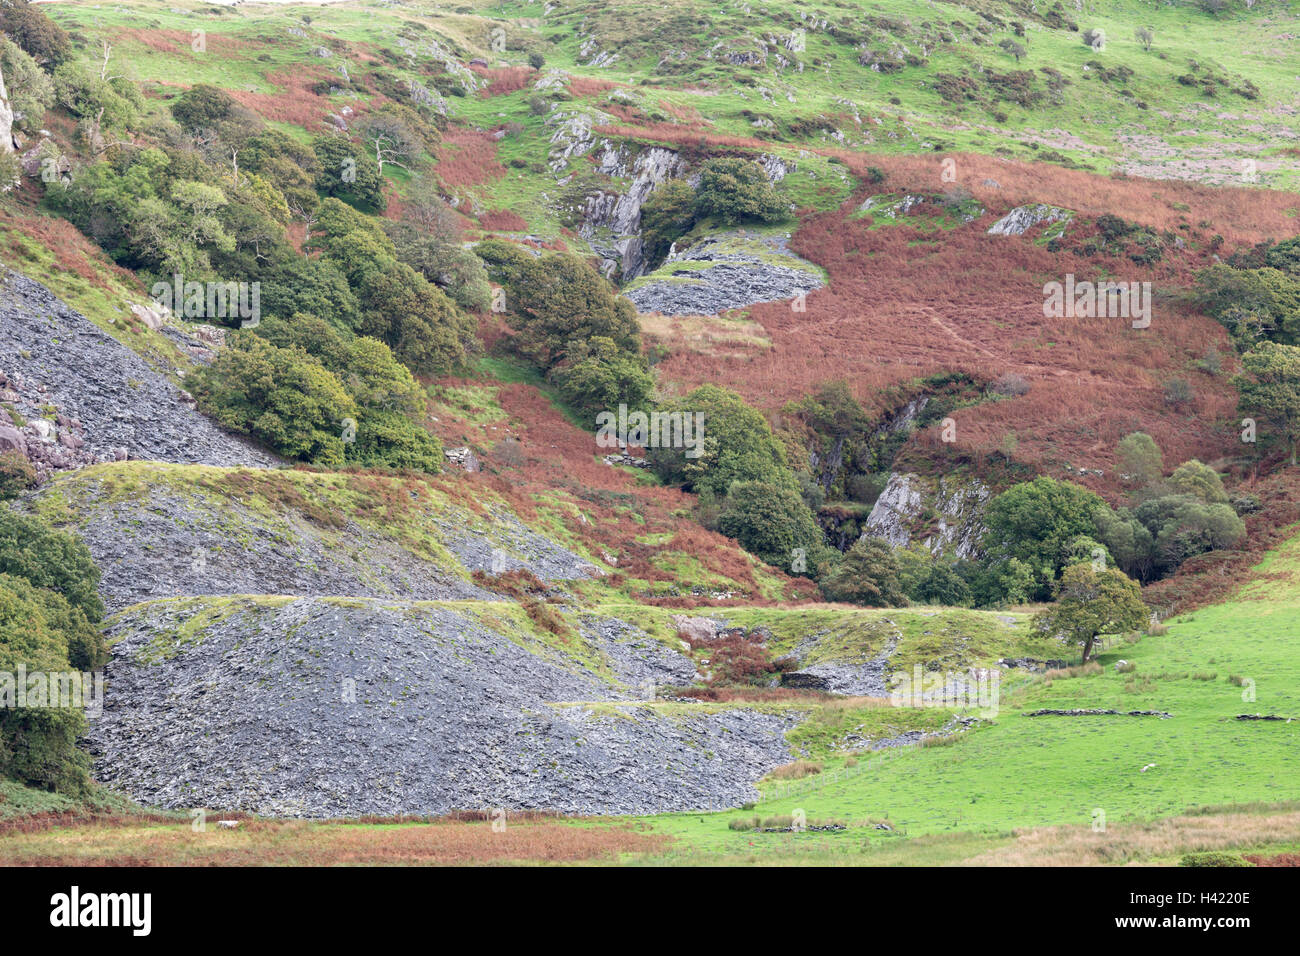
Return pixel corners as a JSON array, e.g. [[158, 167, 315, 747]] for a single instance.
[[0, 0, 1298, 867]]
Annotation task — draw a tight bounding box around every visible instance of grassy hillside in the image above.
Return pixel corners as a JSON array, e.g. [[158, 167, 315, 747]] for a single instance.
[[629, 525, 1300, 858]]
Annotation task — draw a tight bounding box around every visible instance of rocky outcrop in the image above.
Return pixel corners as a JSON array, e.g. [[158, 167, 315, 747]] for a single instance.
[[623, 231, 823, 316], [86, 597, 795, 816], [0, 271, 279, 478], [546, 107, 612, 175], [582, 146, 687, 280], [862, 472, 990, 559], [0, 58, 14, 154], [987, 204, 1073, 237]]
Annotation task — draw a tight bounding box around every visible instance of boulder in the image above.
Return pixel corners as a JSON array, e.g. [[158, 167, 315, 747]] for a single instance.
[[0, 424, 26, 456]]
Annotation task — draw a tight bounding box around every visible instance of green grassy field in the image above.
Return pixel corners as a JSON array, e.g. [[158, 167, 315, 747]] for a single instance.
[[621, 527, 1300, 860]]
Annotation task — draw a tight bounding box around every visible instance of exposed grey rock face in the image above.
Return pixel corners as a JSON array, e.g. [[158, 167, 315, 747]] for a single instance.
[[0, 58, 14, 155], [0, 271, 279, 477], [987, 203, 1073, 236], [582, 146, 687, 280], [863, 472, 990, 559], [86, 598, 794, 816], [623, 232, 823, 316], [546, 108, 612, 174]]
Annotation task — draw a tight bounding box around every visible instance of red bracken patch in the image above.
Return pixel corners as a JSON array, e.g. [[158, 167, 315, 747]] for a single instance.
[[474, 66, 534, 98], [435, 127, 507, 188], [479, 209, 529, 231]]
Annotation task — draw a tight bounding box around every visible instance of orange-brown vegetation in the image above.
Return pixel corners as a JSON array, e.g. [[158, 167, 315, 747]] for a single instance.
[[0, 815, 668, 866], [652, 178, 1276, 498], [226, 67, 344, 129], [473, 66, 535, 98], [434, 126, 507, 188], [0, 207, 141, 291], [478, 209, 529, 231]]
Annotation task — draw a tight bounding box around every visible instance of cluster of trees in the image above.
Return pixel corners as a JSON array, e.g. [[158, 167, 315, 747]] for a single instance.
[[1196, 239, 1300, 466], [0, 508, 107, 794], [1197, 238, 1300, 348], [639, 157, 789, 269], [476, 238, 653, 418], [34, 57, 479, 470], [190, 313, 444, 470]]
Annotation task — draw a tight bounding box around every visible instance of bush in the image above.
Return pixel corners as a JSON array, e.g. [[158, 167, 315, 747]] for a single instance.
[[649, 385, 794, 497], [170, 83, 237, 131], [486, 247, 639, 371], [0, 453, 35, 500], [693, 157, 787, 225], [0, 0, 71, 66], [820, 537, 907, 607], [639, 179, 696, 270], [190, 332, 358, 467], [313, 135, 386, 211], [550, 337, 655, 420], [1180, 851, 1252, 867], [717, 481, 825, 571]]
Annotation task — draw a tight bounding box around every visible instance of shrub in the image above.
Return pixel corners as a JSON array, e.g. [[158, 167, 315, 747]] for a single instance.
[[0, 0, 71, 66], [1117, 432, 1164, 488], [650, 385, 795, 497], [820, 537, 908, 607], [0, 508, 104, 626], [313, 135, 386, 211], [1180, 851, 1252, 867], [551, 337, 655, 420], [766, 760, 823, 781], [716, 481, 825, 572], [170, 83, 237, 131], [0, 575, 100, 793], [0, 453, 35, 500], [190, 332, 357, 467], [639, 179, 696, 270], [693, 157, 787, 225]]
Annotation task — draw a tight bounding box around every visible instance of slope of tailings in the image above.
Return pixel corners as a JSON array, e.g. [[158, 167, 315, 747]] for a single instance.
[[88, 596, 791, 816], [25, 462, 600, 612], [0, 271, 278, 475]]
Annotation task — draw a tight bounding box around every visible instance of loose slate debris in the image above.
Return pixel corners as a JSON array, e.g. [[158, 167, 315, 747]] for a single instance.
[[1235, 714, 1295, 721], [1025, 708, 1172, 718]]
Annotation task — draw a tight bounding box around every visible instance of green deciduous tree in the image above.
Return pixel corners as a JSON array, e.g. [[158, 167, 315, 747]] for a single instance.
[[1116, 431, 1164, 489], [0, 508, 104, 628], [981, 477, 1108, 600], [716, 480, 826, 573], [1034, 563, 1148, 662], [1235, 342, 1300, 465], [191, 332, 357, 466], [819, 536, 907, 607], [693, 158, 787, 225], [649, 385, 795, 497]]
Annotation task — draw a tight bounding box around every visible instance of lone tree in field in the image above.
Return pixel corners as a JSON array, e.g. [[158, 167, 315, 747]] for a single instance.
[[999, 39, 1027, 62], [1235, 342, 1300, 466], [1034, 563, 1148, 663]]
